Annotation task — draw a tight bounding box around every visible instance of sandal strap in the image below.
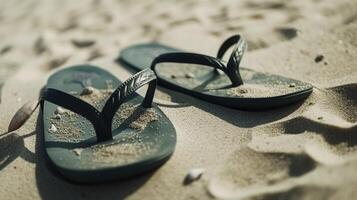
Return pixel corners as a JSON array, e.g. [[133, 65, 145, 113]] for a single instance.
[[216, 34, 247, 86], [101, 68, 157, 134], [151, 52, 225, 71], [151, 52, 243, 85], [41, 69, 157, 142], [150, 35, 247, 87], [41, 88, 109, 141]]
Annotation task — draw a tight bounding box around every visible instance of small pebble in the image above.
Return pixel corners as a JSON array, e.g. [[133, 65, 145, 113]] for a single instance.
[[81, 86, 95, 95], [106, 80, 113, 90], [8, 100, 40, 133], [289, 83, 296, 88], [49, 124, 58, 133], [170, 75, 176, 79], [53, 114, 61, 120], [55, 106, 65, 115], [69, 91, 79, 95], [238, 89, 248, 94], [314, 54, 324, 63], [185, 73, 195, 79], [184, 168, 205, 185]]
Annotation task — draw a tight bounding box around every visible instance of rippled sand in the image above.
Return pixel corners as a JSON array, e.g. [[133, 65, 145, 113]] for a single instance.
[[0, 0, 356, 199]]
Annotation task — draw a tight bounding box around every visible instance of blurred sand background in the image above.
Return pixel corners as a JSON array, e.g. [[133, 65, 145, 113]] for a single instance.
[[0, 0, 356, 199]]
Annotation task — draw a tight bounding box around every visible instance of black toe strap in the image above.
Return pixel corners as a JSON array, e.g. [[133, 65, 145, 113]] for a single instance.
[[101, 68, 157, 130], [41, 69, 157, 142], [151, 52, 243, 86], [216, 35, 246, 62], [151, 52, 226, 74], [216, 34, 247, 86], [150, 34, 247, 86], [41, 88, 108, 141]]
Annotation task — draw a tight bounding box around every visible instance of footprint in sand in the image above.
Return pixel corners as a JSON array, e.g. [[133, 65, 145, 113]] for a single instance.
[[134, 0, 304, 51], [209, 131, 357, 199], [208, 146, 319, 200], [235, 0, 301, 50], [208, 83, 357, 200], [209, 139, 357, 200]]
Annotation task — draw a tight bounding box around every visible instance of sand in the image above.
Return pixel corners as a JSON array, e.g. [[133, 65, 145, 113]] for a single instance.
[[0, 0, 356, 199]]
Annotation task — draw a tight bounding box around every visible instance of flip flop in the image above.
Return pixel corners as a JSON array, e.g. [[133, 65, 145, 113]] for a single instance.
[[118, 35, 313, 109], [40, 65, 176, 183]]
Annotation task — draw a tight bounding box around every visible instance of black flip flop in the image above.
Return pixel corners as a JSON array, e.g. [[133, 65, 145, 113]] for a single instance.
[[40, 65, 176, 183], [118, 35, 313, 109]]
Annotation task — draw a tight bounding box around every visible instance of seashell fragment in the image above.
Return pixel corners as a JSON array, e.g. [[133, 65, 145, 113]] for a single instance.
[[52, 114, 61, 120], [105, 80, 113, 90], [185, 73, 195, 79], [54, 106, 65, 115], [80, 86, 95, 95], [69, 91, 79, 95], [8, 100, 40, 133], [73, 148, 83, 156], [238, 89, 248, 94], [49, 124, 57, 133], [183, 168, 205, 185]]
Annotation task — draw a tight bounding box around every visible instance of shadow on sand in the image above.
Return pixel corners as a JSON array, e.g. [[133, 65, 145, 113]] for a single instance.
[[0, 131, 36, 170], [156, 86, 303, 128]]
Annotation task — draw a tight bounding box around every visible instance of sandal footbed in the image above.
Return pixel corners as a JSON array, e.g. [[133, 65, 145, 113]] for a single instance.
[[42, 65, 176, 183], [119, 43, 313, 109]]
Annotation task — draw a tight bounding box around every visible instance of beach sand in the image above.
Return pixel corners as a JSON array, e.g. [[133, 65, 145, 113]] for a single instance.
[[0, 0, 356, 199]]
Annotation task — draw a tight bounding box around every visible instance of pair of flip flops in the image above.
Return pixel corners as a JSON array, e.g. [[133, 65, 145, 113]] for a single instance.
[[40, 35, 312, 183]]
